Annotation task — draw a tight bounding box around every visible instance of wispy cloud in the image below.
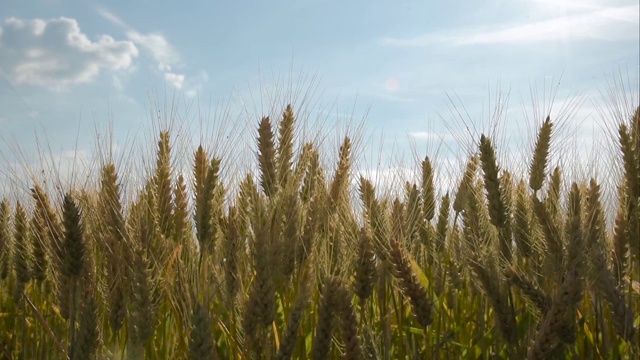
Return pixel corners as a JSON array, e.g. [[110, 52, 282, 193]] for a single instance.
[[183, 70, 210, 97], [97, 7, 185, 89], [0, 17, 138, 91], [380, 4, 638, 47], [126, 31, 181, 72], [164, 72, 185, 89], [529, 0, 630, 13]]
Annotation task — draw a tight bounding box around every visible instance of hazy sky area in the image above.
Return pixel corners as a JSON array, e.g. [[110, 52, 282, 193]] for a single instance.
[[0, 0, 638, 198]]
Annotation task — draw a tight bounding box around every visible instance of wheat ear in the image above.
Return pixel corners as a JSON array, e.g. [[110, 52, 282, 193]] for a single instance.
[[312, 277, 341, 360], [0, 200, 11, 280], [586, 180, 636, 342], [388, 234, 433, 327], [354, 226, 376, 302], [277, 104, 296, 188], [421, 156, 436, 222], [154, 130, 174, 239], [529, 116, 553, 193], [258, 116, 278, 198], [13, 201, 31, 302]]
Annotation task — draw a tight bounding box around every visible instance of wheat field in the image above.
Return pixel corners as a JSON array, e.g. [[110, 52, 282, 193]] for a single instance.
[[0, 96, 639, 359]]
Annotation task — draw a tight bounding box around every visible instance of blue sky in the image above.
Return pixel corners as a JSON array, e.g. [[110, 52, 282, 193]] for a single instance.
[[0, 0, 638, 197]]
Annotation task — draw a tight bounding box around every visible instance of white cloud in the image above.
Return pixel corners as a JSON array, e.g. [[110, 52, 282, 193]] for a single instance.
[[164, 72, 185, 89], [529, 0, 631, 13], [380, 4, 639, 47], [97, 8, 185, 89], [183, 70, 211, 97], [95, 7, 127, 28], [0, 17, 138, 91], [126, 32, 180, 72]]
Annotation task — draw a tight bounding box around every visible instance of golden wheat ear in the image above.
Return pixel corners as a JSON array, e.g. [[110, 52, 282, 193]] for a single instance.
[[336, 284, 364, 360], [618, 122, 640, 262], [529, 116, 553, 193], [453, 154, 479, 216], [29, 185, 56, 284], [478, 135, 515, 262], [127, 243, 156, 358], [586, 179, 637, 343], [513, 180, 534, 258], [504, 265, 550, 314], [312, 276, 341, 360], [300, 144, 321, 204], [61, 193, 86, 358], [172, 173, 190, 244], [277, 104, 296, 188], [528, 184, 586, 359], [460, 176, 518, 346], [73, 267, 100, 360], [479, 135, 506, 228], [435, 192, 450, 255], [353, 226, 376, 302], [97, 163, 129, 334], [257, 116, 278, 198], [61, 193, 85, 280], [329, 136, 352, 208], [242, 202, 276, 348], [388, 232, 433, 328], [612, 190, 629, 286], [279, 189, 302, 279], [421, 156, 436, 223], [154, 130, 174, 240], [196, 156, 221, 257], [193, 145, 208, 243], [532, 194, 564, 280], [468, 258, 518, 345], [404, 182, 421, 248], [498, 171, 514, 261], [221, 205, 241, 309], [69, 209, 100, 360], [12, 201, 31, 303], [0, 200, 11, 280]]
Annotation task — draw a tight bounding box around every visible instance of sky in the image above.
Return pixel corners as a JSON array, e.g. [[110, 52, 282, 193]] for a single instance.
[[0, 0, 638, 199]]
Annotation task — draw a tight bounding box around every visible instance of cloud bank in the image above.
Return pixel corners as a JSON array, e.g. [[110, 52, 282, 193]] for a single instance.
[[380, 4, 639, 47], [0, 17, 138, 91], [97, 8, 185, 89]]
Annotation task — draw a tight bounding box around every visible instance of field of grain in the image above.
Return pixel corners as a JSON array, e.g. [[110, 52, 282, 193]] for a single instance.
[[0, 97, 639, 359]]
